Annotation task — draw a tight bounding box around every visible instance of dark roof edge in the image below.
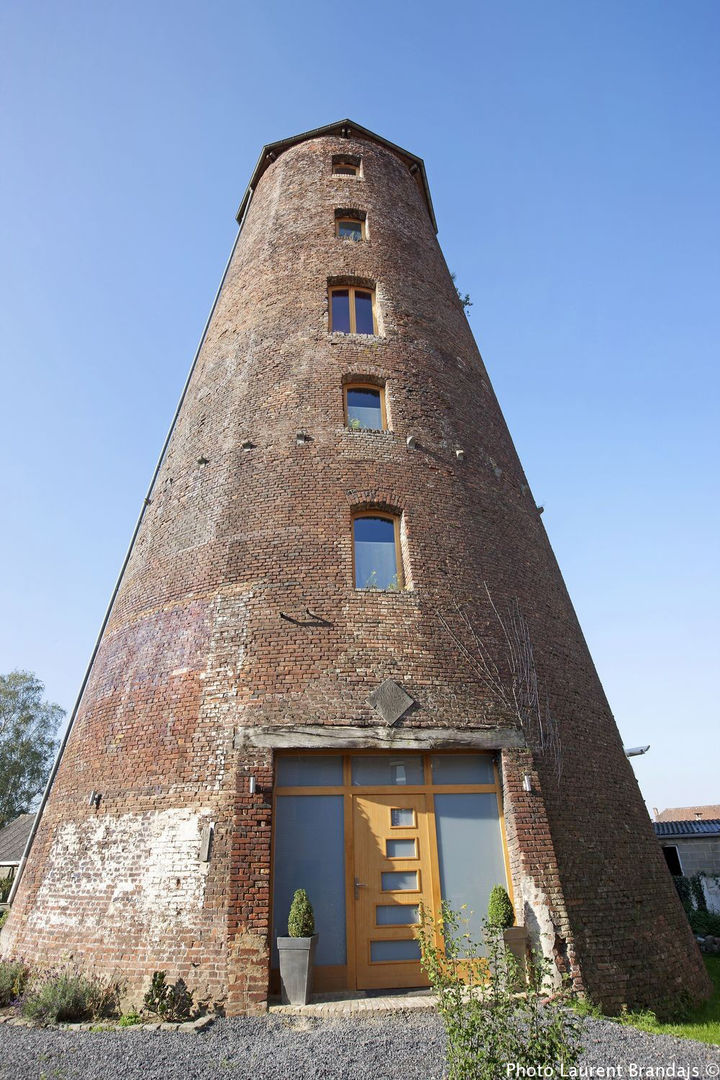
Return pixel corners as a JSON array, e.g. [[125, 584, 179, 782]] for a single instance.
[[654, 819, 720, 838], [235, 119, 437, 233]]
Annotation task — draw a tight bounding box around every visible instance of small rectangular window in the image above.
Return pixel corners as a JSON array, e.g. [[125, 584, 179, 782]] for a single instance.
[[662, 846, 683, 875], [329, 286, 377, 335], [331, 289, 351, 333], [381, 870, 419, 892], [345, 384, 386, 430], [332, 156, 360, 176], [376, 904, 419, 926], [351, 754, 422, 786], [276, 755, 344, 787], [430, 754, 494, 785], [355, 291, 374, 333], [386, 838, 417, 858], [336, 217, 364, 241], [353, 514, 402, 590], [370, 939, 421, 962]]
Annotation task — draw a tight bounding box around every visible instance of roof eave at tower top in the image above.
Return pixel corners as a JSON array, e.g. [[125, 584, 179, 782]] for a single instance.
[[235, 119, 438, 233]]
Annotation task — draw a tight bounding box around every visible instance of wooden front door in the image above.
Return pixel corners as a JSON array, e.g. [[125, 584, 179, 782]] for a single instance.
[[352, 794, 433, 990]]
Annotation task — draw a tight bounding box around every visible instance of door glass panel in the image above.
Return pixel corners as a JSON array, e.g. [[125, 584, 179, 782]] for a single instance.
[[430, 754, 494, 785], [331, 289, 351, 332], [381, 870, 418, 891], [434, 792, 507, 953], [390, 808, 415, 827], [386, 838, 417, 858], [354, 290, 374, 333], [352, 755, 423, 786], [376, 904, 419, 925], [272, 795, 346, 966], [370, 939, 421, 962], [275, 755, 343, 787]]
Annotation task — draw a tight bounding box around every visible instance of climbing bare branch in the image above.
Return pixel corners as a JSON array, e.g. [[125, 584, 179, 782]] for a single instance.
[[433, 585, 563, 783]]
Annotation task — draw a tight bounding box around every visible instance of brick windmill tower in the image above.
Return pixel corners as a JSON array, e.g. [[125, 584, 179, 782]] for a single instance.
[[2, 121, 709, 1015]]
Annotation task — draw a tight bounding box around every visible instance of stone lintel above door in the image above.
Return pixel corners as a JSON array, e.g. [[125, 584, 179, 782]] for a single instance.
[[233, 725, 525, 753]]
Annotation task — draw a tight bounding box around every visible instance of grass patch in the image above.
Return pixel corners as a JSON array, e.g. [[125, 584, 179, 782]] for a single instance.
[[617, 957, 720, 1046]]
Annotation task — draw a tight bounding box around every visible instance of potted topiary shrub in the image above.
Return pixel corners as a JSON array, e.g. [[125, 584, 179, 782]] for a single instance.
[[488, 884, 527, 973], [277, 888, 318, 1005]]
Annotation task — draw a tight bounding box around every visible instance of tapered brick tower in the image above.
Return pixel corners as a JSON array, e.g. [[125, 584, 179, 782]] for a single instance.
[[2, 121, 709, 1015]]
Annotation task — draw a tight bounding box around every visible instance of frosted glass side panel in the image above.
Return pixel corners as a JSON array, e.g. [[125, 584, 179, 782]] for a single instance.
[[275, 755, 343, 787], [434, 793, 508, 952], [386, 839, 417, 858], [272, 796, 346, 966], [352, 755, 423, 786], [370, 939, 421, 962], [430, 754, 494, 785], [376, 905, 419, 925], [381, 871, 418, 891]]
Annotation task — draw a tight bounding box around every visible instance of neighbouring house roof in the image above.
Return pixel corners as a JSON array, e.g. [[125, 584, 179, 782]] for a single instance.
[[654, 819, 720, 839], [655, 804, 720, 822], [235, 118, 437, 233], [0, 813, 35, 864]]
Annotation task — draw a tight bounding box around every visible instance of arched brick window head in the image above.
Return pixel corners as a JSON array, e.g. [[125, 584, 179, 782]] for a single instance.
[[353, 513, 402, 590]]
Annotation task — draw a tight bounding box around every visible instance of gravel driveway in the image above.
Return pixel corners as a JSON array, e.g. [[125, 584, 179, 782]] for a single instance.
[[0, 1013, 718, 1080]]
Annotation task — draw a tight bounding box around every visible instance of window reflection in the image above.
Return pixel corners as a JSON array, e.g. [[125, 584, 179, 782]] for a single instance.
[[353, 515, 400, 590]]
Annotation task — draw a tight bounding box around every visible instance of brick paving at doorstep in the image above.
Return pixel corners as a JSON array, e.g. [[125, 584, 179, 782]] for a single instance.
[[268, 986, 438, 1016], [0, 1013, 717, 1080]]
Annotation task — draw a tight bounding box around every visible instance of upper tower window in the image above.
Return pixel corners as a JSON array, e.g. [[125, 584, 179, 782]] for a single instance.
[[332, 154, 361, 176], [329, 286, 377, 335], [345, 383, 386, 430], [353, 514, 402, 590], [336, 217, 365, 241]]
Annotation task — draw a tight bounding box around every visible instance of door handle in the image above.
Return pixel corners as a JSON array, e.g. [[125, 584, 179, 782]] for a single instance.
[[354, 878, 368, 899]]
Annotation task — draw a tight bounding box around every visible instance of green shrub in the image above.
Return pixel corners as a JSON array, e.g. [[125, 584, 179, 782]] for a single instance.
[[417, 902, 581, 1080], [673, 873, 709, 916], [0, 877, 12, 903], [143, 971, 194, 1022], [22, 969, 120, 1023], [288, 888, 315, 937], [0, 960, 29, 1006], [118, 1010, 143, 1027], [690, 909, 720, 937], [0, 910, 8, 932], [673, 873, 720, 936], [487, 885, 514, 929]]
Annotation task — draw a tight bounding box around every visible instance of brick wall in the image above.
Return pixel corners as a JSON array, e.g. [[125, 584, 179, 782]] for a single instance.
[[1, 126, 710, 1013]]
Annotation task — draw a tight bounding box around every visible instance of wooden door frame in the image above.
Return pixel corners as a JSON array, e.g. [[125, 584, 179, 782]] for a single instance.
[[270, 748, 513, 993]]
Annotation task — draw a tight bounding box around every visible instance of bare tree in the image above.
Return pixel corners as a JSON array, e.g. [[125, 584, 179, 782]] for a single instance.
[[433, 584, 562, 782]]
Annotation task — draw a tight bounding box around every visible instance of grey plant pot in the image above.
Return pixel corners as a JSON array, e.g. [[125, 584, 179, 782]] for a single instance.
[[277, 934, 318, 1005]]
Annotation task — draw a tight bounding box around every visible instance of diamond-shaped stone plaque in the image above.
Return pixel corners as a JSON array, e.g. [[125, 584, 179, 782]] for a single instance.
[[367, 679, 414, 726]]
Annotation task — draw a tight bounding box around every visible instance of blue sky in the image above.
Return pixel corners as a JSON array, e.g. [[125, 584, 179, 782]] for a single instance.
[[1, 1, 718, 816]]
